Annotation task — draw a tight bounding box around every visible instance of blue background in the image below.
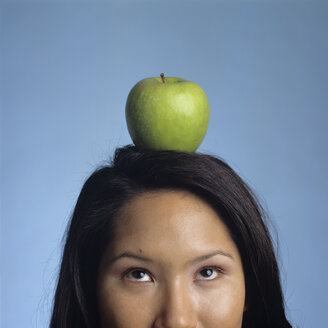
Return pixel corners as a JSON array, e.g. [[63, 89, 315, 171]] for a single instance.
[[1, 0, 327, 327]]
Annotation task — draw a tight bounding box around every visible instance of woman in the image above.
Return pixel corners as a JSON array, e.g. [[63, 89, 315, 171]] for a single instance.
[[50, 145, 293, 328]]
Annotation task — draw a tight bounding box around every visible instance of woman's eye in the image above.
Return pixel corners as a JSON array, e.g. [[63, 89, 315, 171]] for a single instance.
[[197, 267, 221, 280], [125, 269, 152, 282]]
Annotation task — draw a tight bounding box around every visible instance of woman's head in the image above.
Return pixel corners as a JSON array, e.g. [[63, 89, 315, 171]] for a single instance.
[[50, 145, 292, 328], [97, 189, 246, 328]]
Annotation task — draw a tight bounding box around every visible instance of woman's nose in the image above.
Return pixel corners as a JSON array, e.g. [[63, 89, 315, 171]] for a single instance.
[[154, 279, 198, 328]]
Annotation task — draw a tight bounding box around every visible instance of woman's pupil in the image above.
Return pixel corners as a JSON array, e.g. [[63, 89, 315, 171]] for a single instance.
[[133, 271, 145, 279], [202, 269, 212, 277]]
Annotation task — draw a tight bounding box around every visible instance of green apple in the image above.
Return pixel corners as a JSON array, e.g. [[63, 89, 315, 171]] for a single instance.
[[125, 73, 210, 152]]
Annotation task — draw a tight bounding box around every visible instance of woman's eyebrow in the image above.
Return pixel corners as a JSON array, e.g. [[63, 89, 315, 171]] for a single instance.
[[109, 252, 154, 265], [108, 250, 234, 265], [188, 250, 234, 264]]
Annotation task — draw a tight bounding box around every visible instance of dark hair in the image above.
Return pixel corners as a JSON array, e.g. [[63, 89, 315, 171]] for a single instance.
[[50, 145, 292, 328]]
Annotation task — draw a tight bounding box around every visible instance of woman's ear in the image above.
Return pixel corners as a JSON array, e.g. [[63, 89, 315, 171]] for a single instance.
[[243, 302, 248, 312]]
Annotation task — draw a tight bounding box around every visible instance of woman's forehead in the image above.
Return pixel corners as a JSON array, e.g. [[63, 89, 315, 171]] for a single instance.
[[107, 190, 242, 265]]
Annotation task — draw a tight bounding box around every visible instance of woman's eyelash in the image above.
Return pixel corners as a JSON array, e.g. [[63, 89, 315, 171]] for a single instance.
[[199, 266, 224, 274]]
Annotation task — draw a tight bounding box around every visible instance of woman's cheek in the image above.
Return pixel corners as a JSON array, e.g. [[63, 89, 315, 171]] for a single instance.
[[197, 280, 245, 328], [98, 278, 155, 328]]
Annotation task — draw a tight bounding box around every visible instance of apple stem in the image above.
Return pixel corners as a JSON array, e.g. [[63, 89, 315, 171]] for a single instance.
[[160, 73, 165, 83]]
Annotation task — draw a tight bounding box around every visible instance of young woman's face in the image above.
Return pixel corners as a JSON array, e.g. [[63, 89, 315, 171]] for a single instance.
[[97, 190, 246, 328]]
